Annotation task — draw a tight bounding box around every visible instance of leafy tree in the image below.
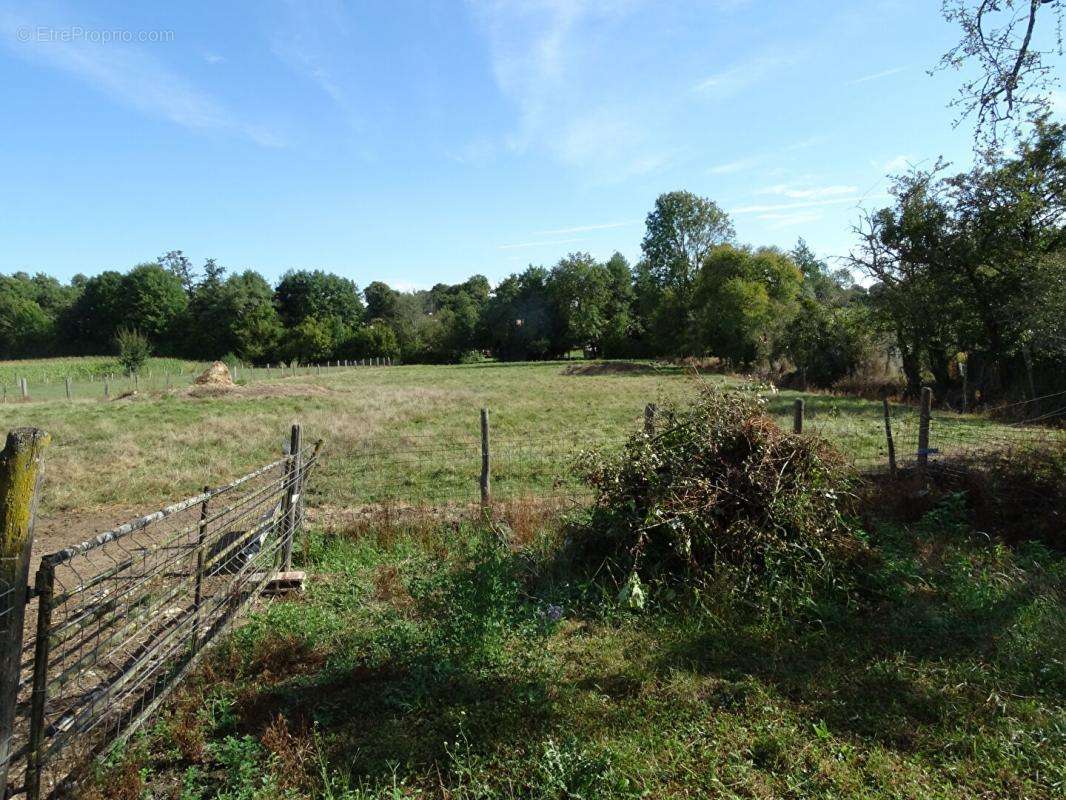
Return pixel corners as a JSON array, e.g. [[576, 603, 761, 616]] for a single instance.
[[641, 190, 735, 295], [600, 252, 637, 357], [547, 253, 611, 355], [482, 267, 557, 361], [61, 270, 125, 352], [851, 119, 1066, 400], [341, 322, 400, 360], [274, 270, 364, 328], [158, 250, 197, 293], [364, 281, 401, 322], [691, 245, 802, 368], [115, 327, 151, 374], [280, 316, 336, 363], [120, 263, 189, 349]]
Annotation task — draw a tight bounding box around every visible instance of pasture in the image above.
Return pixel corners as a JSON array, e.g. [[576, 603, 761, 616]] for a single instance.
[[1, 359, 1055, 546], [1, 358, 1063, 799]]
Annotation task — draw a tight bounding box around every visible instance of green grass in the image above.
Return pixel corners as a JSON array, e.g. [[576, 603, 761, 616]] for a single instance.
[[93, 496, 1066, 799], [1, 359, 1059, 527]]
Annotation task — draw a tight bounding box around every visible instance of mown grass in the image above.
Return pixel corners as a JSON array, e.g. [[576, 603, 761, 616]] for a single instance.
[[89, 494, 1065, 799]]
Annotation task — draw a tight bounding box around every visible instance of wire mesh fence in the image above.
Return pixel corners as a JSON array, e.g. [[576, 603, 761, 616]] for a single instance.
[[2, 437, 319, 800]]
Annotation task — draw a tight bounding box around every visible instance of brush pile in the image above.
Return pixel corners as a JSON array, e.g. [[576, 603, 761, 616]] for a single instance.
[[576, 386, 861, 596]]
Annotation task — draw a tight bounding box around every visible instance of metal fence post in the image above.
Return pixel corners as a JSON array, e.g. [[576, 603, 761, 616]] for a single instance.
[[480, 409, 491, 510], [25, 559, 53, 800], [281, 425, 302, 570], [793, 399, 805, 434], [191, 487, 210, 651], [0, 428, 49, 794], [918, 386, 932, 469]]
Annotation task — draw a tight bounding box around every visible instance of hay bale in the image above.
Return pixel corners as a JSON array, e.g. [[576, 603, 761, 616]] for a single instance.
[[194, 361, 235, 388]]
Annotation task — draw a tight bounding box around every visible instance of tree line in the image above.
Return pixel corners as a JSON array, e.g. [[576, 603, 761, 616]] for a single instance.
[[3, 121, 1065, 408], [0, 191, 872, 380]]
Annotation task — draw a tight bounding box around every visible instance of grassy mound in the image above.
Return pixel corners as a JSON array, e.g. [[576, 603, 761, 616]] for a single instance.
[[576, 385, 862, 605]]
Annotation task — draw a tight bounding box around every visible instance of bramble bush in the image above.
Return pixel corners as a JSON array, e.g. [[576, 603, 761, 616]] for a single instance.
[[575, 385, 863, 609]]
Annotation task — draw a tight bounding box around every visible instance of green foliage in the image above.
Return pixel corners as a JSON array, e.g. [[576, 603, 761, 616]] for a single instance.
[[853, 118, 1066, 402], [691, 245, 803, 368], [274, 269, 365, 328], [121, 263, 189, 348], [341, 322, 400, 360], [114, 327, 152, 374], [105, 497, 1066, 800], [576, 385, 859, 606], [785, 296, 877, 387]]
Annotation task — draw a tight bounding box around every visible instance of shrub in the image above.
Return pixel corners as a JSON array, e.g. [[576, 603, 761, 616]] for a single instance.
[[114, 327, 151, 374], [575, 385, 862, 603]]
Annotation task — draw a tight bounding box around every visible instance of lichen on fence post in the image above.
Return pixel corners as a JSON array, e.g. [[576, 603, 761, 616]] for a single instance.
[[0, 427, 50, 793]]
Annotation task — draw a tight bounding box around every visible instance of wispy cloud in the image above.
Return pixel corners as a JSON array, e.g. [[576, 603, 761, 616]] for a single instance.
[[693, 53, 789, 98], [533, 220, 639, 235], [203, 52, 225, 65], [754, 184, 858, 200], [466, 0, 673, 181], [877, 154, 915, 173], [0, 4, 280, 146], [756, 210, 823, 229], [709, 157, 760, 175], [847, 66, 907, 85], [732, 196, 863, 214], [498, 237, 589, 251], [269, 0, 359, 127]]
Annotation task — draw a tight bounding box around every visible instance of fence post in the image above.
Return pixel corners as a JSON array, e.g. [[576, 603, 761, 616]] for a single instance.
[[480, 408, 491, 510], [134, 372, 139, 392], [0, 428, 50, 795], [644, 403, 657, 436], [104, 379, 110, 400], [64, 377, 71, 401], [191, 486, 210, 652], [793, 398, 805, 434], [25, 559, 53, 800], [882, 393, 897, 478], [280, 425, 302, 570], [918, 386, 932, 469], [20, 379, 28, 401]]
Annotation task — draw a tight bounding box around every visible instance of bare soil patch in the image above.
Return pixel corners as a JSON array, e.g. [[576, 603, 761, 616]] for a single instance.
[[562, 361, 659, 376]]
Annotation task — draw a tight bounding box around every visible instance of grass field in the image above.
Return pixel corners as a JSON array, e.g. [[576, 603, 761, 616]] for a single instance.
[[88, 504, 1065, 800], [0, 359, 1059, 549], [2, 358, 1063, 799]]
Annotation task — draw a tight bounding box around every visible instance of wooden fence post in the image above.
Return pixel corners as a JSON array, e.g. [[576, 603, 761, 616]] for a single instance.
[[793, 399, 805, 434], [104, 379, 110, 400], [480, 409, 491, 510], [644, 403, 657, 436], [882, 394, 897, 478], [280, 425, 302, 570], [0, 428, 50, 793], [19, 379, 27, 401], [918, 386, 932, 469]]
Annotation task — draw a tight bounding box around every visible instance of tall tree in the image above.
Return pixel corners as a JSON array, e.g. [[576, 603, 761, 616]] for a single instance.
[[641, 190, 735, 295], [274, 270, 365, 327]]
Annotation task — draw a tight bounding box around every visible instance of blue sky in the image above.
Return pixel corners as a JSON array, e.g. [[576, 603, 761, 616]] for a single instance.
[[0, 0, 1045, 288]]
